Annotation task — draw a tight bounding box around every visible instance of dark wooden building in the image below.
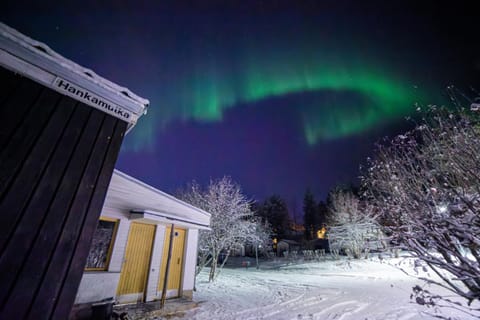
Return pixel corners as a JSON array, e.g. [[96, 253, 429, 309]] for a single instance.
[[0, 23, 149, 319]]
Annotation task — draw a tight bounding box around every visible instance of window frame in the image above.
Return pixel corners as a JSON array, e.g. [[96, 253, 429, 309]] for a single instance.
[[84, 216, 119, 271]]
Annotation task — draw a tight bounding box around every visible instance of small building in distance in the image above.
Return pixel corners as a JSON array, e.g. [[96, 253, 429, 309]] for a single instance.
[[277, 239, 301, 257]]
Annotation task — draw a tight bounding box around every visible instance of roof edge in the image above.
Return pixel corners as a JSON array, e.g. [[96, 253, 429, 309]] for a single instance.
[[113, 169, 212, 218], [0, 22, 149, 129], [131, 210, 211, 230]]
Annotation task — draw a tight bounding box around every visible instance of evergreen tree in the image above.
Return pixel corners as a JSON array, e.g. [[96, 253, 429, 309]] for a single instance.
[[316, 200, 328, 230], [303, 189, 317, 240], [256, 195, 291, 239]]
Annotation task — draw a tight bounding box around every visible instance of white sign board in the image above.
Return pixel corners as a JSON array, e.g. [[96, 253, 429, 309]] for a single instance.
[[53, 77, 134, 122]]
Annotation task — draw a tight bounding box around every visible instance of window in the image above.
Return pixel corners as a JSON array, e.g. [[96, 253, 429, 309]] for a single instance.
[[85, 217, 118, 271]]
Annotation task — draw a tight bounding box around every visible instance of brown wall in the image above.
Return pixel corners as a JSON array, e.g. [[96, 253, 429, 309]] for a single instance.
[[0, 67, 127, 319]]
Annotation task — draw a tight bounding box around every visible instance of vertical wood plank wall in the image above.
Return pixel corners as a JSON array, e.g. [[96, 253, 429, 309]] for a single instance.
[[0, 67, 127, 319], [168, 229, 186, 292], [158, 228, 186, 296], [116, 222, 156, 301]]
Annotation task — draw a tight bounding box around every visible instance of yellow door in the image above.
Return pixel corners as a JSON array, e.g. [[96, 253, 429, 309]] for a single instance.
[[158, 227, 186, 297], [117, 222, 156, 302]]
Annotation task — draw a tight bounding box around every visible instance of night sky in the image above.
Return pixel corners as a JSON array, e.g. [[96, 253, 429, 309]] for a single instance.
[[2, 1, 479, 210]]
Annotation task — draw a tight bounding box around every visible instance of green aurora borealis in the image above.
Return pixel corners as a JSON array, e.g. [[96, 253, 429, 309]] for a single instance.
[[187, 63, 423, 145], [137, 51, 427, 149], [71, 8, 443, 153]]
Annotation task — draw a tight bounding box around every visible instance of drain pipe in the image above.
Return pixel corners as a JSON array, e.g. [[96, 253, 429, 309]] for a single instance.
[[160, 223, 175, 309]]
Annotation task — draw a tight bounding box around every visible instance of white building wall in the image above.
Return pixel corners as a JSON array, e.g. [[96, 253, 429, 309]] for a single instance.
[[145, 224, 166, 301], [182, 229, 199, 295], [108, 218, 131, 272], [74, 210, 131, 304], [75, 272, 120, 304]]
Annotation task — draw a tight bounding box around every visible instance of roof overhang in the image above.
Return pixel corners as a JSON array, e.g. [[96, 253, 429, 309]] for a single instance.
[[0, 22, 149, 131], [104, 170, 211, 229], [130, 210, 211, 230]]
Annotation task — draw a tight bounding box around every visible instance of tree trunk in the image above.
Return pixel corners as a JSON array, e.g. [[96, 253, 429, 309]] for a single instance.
[[209, 258, 217, 282]]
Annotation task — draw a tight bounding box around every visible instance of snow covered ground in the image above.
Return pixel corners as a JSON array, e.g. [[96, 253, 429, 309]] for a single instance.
[[183, 256, 477, 320]]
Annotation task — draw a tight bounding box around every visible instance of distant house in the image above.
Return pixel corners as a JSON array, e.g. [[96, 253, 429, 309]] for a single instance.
[[277, 239, 301, 256], [308, 239, 330, 252], [74, 170, 211, 308]]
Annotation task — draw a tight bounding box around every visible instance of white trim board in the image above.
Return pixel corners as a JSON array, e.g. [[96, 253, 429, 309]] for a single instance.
[[130, 210, 211, 230]]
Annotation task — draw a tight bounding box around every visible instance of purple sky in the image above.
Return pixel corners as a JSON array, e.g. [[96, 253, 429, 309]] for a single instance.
[[1, 1, 478, 213]]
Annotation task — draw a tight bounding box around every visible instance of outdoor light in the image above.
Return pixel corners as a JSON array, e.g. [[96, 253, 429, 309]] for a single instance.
[[316, 226, 327, 239]]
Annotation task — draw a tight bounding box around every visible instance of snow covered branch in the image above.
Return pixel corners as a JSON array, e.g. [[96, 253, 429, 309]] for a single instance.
[[362, 103, 480, 313], [179, 176, 269, 281], [327, 189, 385, 259]]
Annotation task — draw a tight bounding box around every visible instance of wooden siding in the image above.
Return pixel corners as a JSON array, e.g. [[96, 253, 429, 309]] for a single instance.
[[158, 227, 186, 295], [0, 67, 127, 319], [169, 228, 186, 292], [116, 222, 156, 301]]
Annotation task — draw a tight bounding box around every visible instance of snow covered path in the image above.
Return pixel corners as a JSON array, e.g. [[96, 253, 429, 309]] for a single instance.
[[184, 258, 474, 320]]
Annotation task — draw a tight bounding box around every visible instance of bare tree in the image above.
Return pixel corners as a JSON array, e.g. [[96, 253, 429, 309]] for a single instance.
[[247, 217, 273, 269], [179, 177, 261, 282], [362, 103, 480, 316], [327, 188, 383, 259], [328, 188, 361, 225]]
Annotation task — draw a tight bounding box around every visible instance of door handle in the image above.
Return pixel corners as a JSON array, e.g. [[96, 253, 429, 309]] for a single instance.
[[177, 258, 180, 264]]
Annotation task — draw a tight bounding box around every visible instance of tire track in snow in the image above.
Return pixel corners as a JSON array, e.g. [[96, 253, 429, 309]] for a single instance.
[[309, 300, 369, 320], [239, 295, 326, 320], [185, 259, 466, 320], [235, 286, 342, 320], [380, 307, 423, 320], [233, 282, 310, 319]]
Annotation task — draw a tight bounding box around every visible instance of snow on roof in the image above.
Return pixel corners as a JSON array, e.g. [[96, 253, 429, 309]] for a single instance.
[[105, 169, 211, 228], [0, 22, 149, 129]]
